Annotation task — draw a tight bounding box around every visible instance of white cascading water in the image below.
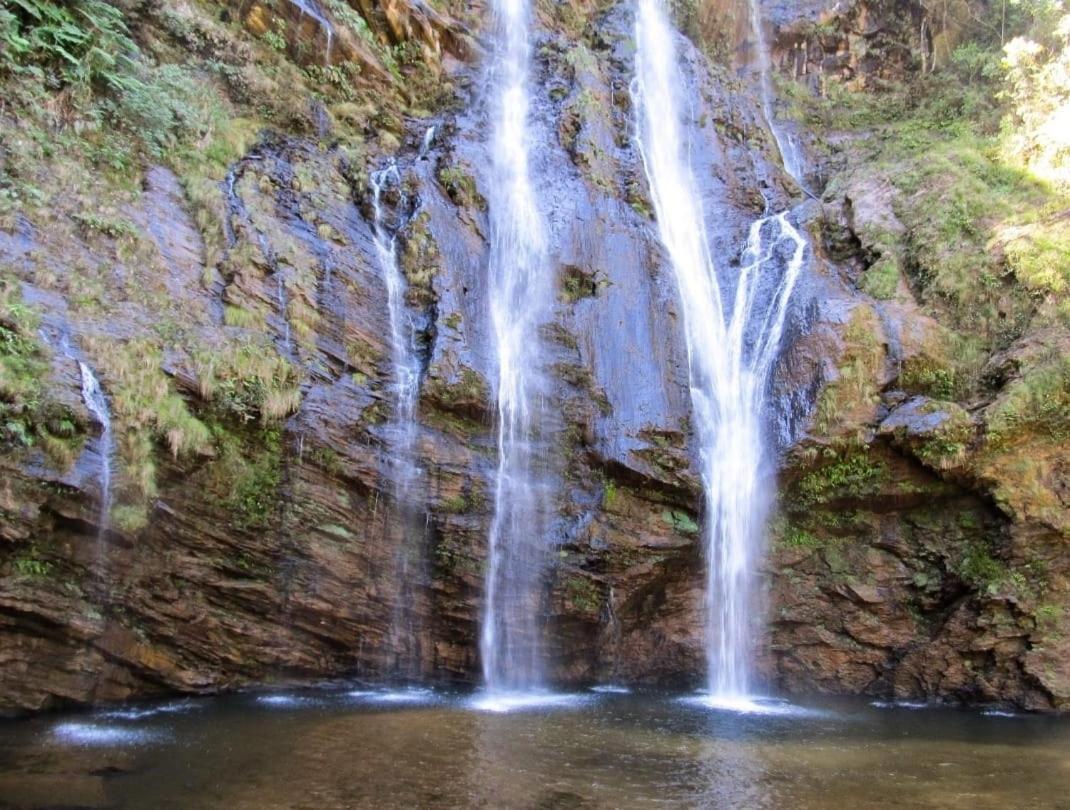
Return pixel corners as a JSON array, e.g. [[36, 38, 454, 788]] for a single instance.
[[370, 163, 421, 478], [78, 362, 113, 546], [370, 162, 424, 676], [480, 0, 551, 694], [633, 0, 806, 705], [418, 126, 436, 159], [287, 0, 334, 65]]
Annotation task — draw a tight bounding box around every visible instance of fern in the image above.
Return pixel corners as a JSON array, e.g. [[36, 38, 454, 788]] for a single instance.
[[1, 0, 140, 91]]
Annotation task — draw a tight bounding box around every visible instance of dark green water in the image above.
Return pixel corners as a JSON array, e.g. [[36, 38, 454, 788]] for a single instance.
[[1, 688, 1068, 809]]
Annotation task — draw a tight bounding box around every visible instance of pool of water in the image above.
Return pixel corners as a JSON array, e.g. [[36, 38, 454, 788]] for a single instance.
[[1, 687, 1068, 808]]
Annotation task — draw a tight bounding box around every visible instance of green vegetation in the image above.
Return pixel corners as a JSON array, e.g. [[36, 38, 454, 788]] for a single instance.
[[203, 424, 283, 531], [803, 2, 1070, 360], [601, 477, 618, 510], [433, 531, 481, 577], [1035, 603, 1064, 628], [399, 211, 440, 302], [662, 508, 699, 535], [560, 265, 603, 303], [224, 305, 266, 330], [80, 336, 210, 518], [795, 447, 887, 508], [307, 445, 346, 477], [985, 355, 1070, 450], [813, 306, 885, 435], [423, 367, 489, 417], [0, 0, 139, 91], [858, 261, 899, 300], [13, 552, 52, 579], [72, 211, 137, 240], [901, 354, 958, 400], [441, 485, 484, 515], [0, 0, 220, 179], [626, 179, 653, 219], [0, 280, 84, 467], [193, 341, 302, 425], [673, 0, 745, 65], [898, 401, 974, 469], [564, 575, 602, 614], [781, 526, 823, 550], [437, 165, 484, 210], [957, 542, 1010, 593], [111, 503, 148, 533], [0, 281, 47, 447]]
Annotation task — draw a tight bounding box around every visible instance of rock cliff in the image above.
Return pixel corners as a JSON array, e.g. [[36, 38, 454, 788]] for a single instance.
[[0, 0, 1066, 713]]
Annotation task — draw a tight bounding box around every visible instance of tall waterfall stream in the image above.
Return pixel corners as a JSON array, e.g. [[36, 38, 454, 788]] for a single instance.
[[479, 0, 555, 697], [634, 0, 806, 704]]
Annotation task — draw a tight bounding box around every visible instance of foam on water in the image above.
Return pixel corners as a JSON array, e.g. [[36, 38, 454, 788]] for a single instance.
[[870, 700, 931, 711], [982, 709, 1023, 718], [99, 701, 199, 721], [470, 691, 589, 714], [680, 693, 826, 718], [52, 722, 159, 746], [589, 685, 631, 694], [256, 694, 311, 708], [366, 688, 438, 704]]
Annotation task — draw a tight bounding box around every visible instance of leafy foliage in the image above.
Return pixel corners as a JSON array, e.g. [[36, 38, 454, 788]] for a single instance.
[[986, 356, 1070, 449], [0, 279, 84, 467], [0, 0, 139, 91], [1000, 8, 1070, 188], [795, 449, 887, 507], [192, 341, 302, 425]]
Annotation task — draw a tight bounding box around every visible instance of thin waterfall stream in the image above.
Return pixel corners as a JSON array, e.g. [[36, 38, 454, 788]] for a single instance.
[[77, 361, 113, 551], [370, 161, 425, 677], [747, 0, 810, 193], [633, 0, 806, 705], [479, 0, 553, 697], [370, 162, 421, 485], [286, 0, 334, 65]]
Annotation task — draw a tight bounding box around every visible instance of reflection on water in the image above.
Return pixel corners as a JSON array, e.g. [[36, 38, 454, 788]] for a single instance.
[[1, 690, 1069, 809]]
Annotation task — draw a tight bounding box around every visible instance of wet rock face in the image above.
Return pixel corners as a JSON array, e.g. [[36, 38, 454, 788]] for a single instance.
[[3, 1, 777, 711], [1, 0, 1068, 716], [764, 440, 1054, 708], [767, 0, 933, 87]]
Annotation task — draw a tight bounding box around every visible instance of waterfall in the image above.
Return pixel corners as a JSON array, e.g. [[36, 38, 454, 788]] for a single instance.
[[633, 0, 806, 703], [286, 0, 334, 65], [418, 126, 436, 159], [77, 362, 113, 544], [480, 0, 552, 693], [370, 162, 425, 677], [275, 267, 291, 354], [370, 163, 421, 465], [747, 0, 804, 186]]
